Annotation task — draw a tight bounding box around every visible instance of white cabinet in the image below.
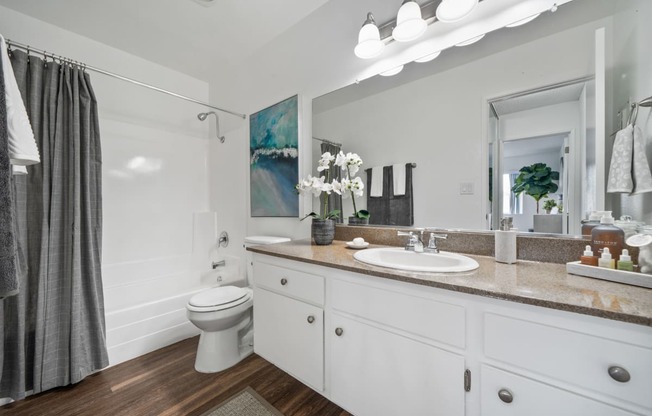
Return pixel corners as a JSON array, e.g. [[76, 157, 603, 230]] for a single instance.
[[252, 259, 325, 391], [480, 365, 638, 416], [330, 312, 465, 416], [254, 288, 324, 390], [251, 254, 652, 416]]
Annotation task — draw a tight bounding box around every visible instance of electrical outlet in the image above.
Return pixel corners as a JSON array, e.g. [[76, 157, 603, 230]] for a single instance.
[[460, 182, 474, 195]]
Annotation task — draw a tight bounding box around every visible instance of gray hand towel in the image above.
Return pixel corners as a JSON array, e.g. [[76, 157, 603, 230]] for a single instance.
[[0, 51, 18, 298]]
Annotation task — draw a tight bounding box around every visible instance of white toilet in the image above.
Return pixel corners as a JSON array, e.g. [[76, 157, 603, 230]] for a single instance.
[[186, 235, 290, 373]]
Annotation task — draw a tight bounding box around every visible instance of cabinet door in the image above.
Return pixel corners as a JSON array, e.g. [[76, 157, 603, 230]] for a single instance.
[[481, 365, 638, 416], [330, 313, 465, 416], [254, 287, 324, 390]]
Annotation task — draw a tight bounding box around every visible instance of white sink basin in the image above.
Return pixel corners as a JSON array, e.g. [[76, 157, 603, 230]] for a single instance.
[[353, 247, 479, 273]]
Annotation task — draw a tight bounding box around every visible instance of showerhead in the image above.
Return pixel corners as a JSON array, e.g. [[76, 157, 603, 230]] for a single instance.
[[197, 111, 225, 143]]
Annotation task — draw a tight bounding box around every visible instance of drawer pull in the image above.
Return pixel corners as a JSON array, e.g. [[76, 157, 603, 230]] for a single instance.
[[335, 327, 344, 337], [307, 315, 315, 324], [498, 389, 513, 404], [608, 366, 631, 383], [280, 278, 288, 286]]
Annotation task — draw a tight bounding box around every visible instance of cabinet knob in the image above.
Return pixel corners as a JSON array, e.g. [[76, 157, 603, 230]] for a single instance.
[[608, 366, 631, 383], [498, 389, 513, 404], [280, 278, 288, 286], [307, 315, 315, 324], [335, 327, 344, 336]]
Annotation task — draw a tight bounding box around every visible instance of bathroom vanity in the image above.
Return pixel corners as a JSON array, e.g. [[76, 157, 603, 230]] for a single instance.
[[249, 240, 652, 416]]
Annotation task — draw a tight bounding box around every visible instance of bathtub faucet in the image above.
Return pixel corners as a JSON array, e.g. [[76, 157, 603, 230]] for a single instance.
[[212, 260, 226, 269]]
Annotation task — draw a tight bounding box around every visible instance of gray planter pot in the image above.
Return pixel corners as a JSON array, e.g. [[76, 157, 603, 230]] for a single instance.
[[312, 219, 335, 245], [348, 216, 369, 226]]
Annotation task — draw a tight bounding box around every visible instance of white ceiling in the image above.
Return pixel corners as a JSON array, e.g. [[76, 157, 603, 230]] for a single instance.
[[0, 0, 329, 81]]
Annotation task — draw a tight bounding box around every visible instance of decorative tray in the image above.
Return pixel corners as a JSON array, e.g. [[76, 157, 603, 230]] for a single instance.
[[566, 261, 652, 289]]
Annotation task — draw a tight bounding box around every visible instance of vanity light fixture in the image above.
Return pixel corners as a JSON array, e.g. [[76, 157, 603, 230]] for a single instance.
[[455, 33, 485, 47], [414, 50, 441, 63], [436, 0, 479, 23], [506, 13, 541, 27], [392, 0, 428, 42], [380, 65, 405, 76], [354, 12, 385, 59]]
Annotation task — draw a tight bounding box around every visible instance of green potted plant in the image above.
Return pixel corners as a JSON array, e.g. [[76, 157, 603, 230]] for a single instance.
[[296, 151, 341, 245], [511, 163, 560, 214], [335, 152, 370, 225], [543, 199, 557, 214]]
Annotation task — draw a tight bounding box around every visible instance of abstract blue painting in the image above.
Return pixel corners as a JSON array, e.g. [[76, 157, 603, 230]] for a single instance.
[[250, 95, 299, 217]]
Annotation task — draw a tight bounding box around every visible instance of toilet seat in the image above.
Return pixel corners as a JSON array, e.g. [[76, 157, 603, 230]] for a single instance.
[[187, 286, 252, 312]]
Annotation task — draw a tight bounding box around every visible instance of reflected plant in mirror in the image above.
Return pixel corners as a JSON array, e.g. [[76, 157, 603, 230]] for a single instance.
[[336, 152, 370, 225], [511, 163, 560, 214]]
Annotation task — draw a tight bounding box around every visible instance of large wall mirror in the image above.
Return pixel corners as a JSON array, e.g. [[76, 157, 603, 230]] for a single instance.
[[312, 0, 651, 236]]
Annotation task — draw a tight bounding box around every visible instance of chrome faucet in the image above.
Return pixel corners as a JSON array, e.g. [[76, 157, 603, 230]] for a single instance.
[[212, 260, 226, 269], [424, 232, 448, 253], [397, 230, 424, 252]]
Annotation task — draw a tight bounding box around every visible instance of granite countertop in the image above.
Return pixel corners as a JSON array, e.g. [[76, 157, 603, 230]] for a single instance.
[[248, 239, 652, 327]]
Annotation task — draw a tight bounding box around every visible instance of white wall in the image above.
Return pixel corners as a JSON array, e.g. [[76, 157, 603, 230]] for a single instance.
[[0, 6, 218, 365], [611, 0, 652, 225]]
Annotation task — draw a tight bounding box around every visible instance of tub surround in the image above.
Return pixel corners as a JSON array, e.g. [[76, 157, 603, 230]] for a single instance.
[[247, 239, 652, 327]]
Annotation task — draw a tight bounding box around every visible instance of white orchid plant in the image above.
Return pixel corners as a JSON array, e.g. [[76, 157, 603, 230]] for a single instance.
[[296, 151, 369, 221]]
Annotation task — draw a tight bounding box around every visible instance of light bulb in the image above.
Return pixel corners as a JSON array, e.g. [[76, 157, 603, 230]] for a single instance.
[[436, 0, 479, 23], [415, 51, 441, 63], [354, 13, 385, 59], [380, 65, 404, 76], [455, 34, 484, 47], [392, 1, 427, 42]]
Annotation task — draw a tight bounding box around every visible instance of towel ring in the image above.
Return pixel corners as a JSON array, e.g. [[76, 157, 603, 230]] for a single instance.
[[628, 103, 639, 126]]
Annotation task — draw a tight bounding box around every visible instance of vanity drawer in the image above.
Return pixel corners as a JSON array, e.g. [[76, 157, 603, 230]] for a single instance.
[[331, 278, 465, 349], [253, 261, 324, 306], [484, 313, 652, 410], [480, 365, 638, 416]]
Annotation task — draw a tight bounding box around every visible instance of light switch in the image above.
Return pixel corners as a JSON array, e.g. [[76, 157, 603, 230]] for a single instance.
[[460, 182, 474, 195]]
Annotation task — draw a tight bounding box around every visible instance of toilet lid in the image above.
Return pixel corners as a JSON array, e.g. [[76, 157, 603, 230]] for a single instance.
[[189, 286, 248, 308]]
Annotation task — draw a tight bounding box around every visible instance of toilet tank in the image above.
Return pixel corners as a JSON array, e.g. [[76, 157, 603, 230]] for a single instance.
[[244, 236, 291, 283]]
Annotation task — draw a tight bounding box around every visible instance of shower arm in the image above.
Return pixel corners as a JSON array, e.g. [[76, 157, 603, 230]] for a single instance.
[[198, 111, 226, 143]]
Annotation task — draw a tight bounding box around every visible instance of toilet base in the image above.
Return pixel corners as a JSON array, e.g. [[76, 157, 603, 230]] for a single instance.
[[194, 317, 253, 373]]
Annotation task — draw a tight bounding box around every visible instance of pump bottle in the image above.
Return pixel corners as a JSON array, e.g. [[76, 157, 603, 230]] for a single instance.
[[591, 212, 625, 261]]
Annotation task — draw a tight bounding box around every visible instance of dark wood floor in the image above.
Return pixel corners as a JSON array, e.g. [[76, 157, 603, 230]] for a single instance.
[[0, 337, 351, 416]]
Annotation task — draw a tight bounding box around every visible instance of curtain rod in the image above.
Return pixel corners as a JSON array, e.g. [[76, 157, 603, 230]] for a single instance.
[[6, 39, 246, 119], [312, 136, 343, 147]]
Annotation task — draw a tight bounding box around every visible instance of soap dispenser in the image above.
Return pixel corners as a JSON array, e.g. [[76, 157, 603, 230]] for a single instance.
[[591, 211, 625, 261], [495, 217, 517, 264]]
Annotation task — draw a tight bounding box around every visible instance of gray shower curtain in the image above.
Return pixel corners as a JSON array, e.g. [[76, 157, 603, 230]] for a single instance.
[[0, 50, 108, 400]]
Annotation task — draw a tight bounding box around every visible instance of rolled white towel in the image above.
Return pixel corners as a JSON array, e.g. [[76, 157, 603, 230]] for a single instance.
[[11, 165, 27, 175], [392, 163, 406, 196], [370, 166, 383, 197]]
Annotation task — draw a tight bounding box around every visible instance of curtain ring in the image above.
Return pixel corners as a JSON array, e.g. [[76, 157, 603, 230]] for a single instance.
[[43, 50, 48, 68], [26, 46, 31, 63]]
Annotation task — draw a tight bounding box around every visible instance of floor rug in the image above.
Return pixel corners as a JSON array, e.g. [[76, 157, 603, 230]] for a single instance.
[[201, 387, 284, 416]]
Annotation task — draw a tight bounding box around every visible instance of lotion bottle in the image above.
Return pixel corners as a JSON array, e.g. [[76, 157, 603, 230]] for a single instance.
[[495, 217, 517, 264], [591, 211, 625, 261], [598, 247, 615, 269], [617, 249, 634, 271], [580, 245, 598, 266]]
